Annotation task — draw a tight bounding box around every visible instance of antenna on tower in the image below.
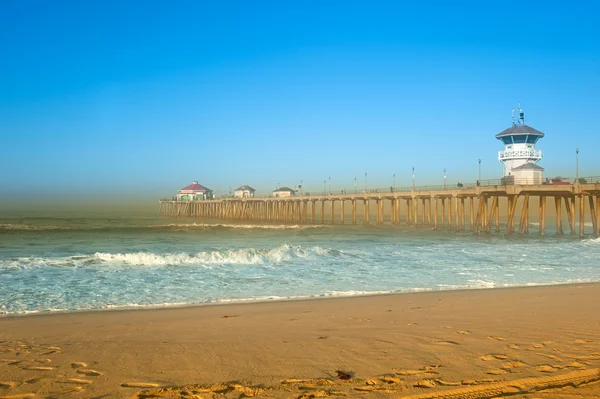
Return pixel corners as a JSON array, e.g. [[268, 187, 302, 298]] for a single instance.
[[518, 102, 525, 125], [512, 109, 515, 126]]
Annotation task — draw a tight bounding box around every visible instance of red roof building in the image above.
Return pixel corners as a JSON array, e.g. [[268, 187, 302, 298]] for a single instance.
[[177, 181, 213, 201]]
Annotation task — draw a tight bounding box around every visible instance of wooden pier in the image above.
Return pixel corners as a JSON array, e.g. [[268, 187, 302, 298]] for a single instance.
[[159, 181, 600, 237]]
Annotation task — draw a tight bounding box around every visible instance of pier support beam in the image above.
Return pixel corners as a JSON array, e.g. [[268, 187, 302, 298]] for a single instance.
[[320, 201, 325, 224], [487, 196, 498, 233], [434, 198, 438, 230], [441, 199, 446, 229], [518, 195, 530, 234], [555, 197, 563, 235], [454, 197, 459, 231], [540, 196, 546, 236], [579, 195, 585, 237], [330, 199, 335, 225], [470, 197, 475, 232]]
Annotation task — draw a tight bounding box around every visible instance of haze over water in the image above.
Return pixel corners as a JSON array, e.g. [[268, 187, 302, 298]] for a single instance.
[[2, 209, 599, 316]]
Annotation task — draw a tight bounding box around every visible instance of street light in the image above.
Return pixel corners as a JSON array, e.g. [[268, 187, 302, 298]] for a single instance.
[[354, 177, 357, 194], [393, 173, 396, 192], [323, 180, 326, 195], [300, 180, 303, 196], [412, 167, 415, 190], [478, 159, 481, 182], [444, 168, 447, 189], [576, 148, 579, 182], [328, 176, 331, 195]]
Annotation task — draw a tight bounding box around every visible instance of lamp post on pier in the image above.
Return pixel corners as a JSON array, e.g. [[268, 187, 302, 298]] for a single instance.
[[444, 168, 447, 189], [328, 176, 331, 195], [576, 148, 579, 182], [393, 173, 396, 192], [354, 177, 357, 194], [412, 167, 415, 190], [478, 159, 481, 182], [323, 180, 326, 196]]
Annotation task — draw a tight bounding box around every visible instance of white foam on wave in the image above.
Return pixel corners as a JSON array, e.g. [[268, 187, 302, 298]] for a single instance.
[[1, 244, 337, 269], [95, 244, 331, 266], [152, 223, 327, 230], [0, 223, 63, 231], [583, 237, 600, 245]]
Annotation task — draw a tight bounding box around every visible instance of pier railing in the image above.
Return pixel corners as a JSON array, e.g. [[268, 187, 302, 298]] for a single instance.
[[209, 176, 600, 199], [158, 176, 600, 237], [159, 176, 600, 201]]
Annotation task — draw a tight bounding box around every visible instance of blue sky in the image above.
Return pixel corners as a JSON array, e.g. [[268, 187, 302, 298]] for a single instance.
[[1, 0, 599, 203]]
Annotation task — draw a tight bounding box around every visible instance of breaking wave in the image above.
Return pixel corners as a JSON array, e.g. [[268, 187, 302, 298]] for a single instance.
[[151, 223, 327, 229], [0, 222, 327, 232], [2, 244, 337, 269], [0, 223, 64, 231]]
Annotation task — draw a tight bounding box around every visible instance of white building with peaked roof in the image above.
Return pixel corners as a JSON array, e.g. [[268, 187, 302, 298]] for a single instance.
[[234, 185, 256, 198], [177, 181, 213, 201], [272, 187, 295, 198]]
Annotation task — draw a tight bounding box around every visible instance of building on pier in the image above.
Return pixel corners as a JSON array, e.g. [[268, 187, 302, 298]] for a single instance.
[[177, 181, 213, 201], [496, 105, 544, 184], [234, 185, 256, 198], [272, 187, 295, 198]]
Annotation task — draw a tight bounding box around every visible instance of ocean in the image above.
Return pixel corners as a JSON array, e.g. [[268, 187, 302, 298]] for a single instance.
[[1, 209, 599, 316]]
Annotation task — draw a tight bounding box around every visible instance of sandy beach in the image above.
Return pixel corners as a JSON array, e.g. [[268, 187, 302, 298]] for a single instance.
[[1, 283, 599, 398]]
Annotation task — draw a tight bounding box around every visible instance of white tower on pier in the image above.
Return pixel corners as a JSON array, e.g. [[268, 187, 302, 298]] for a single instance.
[[496, 105, 545, 184]]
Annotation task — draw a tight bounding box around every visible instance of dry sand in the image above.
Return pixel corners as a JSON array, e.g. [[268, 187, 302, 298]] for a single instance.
[[1, 284, 599, 398]]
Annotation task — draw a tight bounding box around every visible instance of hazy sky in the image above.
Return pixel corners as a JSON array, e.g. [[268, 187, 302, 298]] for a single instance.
[[2, 0, 599, 203]]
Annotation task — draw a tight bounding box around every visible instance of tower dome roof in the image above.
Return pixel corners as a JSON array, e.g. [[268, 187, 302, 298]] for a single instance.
[[496, 125, 544, 139]]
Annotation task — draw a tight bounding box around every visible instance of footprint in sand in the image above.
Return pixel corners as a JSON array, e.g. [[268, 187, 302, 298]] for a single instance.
[[508, 344, 521, 350], [414, 379, 437, 388], [435, 340, 461, 346], [77, 369, 103, 376], [486, 369, 507, 375], [488, 336, 505, 341], [71, 362, 87, 369], [456, 330, 471, 335], [25, 377, 49, 384], [121, 382, 161, 388], [379, 376, 402, 384], [61, 378, 94, 385], [479, 354, 507, 362], [536, 364, 563, 373], [566, 361, 588, 369], [433, 379, 462, 386], [500, 361, 526, 370], [574, 339, 595, 344]]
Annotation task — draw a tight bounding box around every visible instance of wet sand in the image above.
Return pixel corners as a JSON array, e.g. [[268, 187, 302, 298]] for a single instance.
[[1, 283, 599, 398]]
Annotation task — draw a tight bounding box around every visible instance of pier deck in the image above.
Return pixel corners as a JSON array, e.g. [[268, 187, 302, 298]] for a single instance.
[[159, 180, 600, 237]]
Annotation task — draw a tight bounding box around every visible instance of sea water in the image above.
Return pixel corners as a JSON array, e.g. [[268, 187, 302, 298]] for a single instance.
[[1, 210, 599, 315]]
